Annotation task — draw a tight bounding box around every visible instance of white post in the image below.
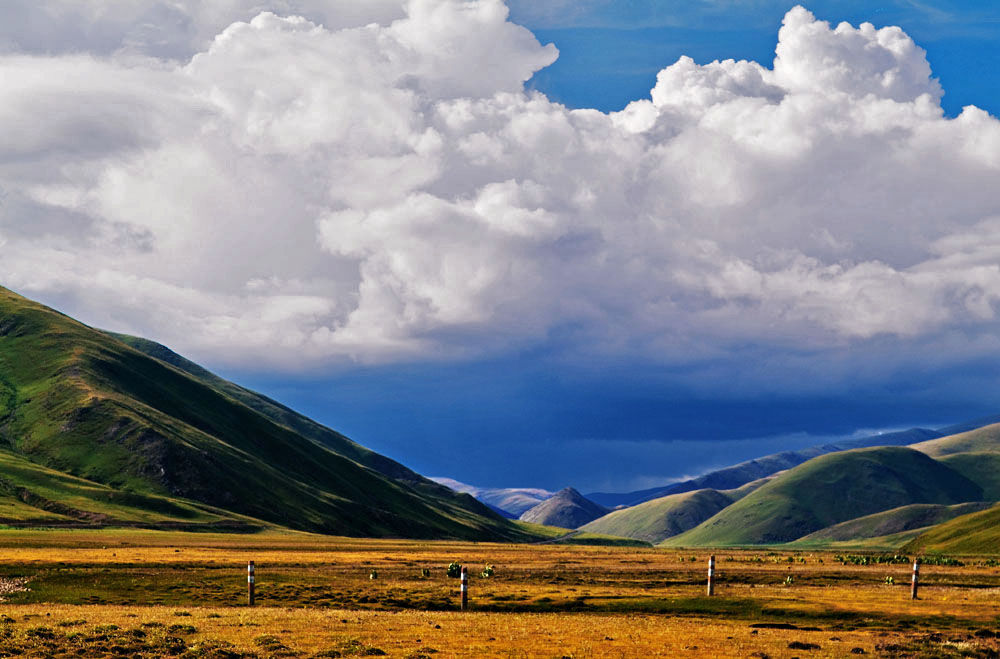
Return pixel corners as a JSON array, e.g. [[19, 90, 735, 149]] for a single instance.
[[910, 559, 919, 600], [248, 560, 255, 606], [707, 555, 715, 597], [460, 566, 469, 611]]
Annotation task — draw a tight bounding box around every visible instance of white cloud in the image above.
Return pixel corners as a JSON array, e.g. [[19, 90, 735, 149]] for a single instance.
[[773, 6, 942, 102], [2, 2, 1000, 382], [0, 1, 408, 58]]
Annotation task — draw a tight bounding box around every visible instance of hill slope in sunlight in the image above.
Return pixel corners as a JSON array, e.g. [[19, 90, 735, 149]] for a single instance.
[[662, 447, 983, 546]]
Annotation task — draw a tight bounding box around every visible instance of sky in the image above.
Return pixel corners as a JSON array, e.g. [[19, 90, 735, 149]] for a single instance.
[[3, 1, 1000, 492]]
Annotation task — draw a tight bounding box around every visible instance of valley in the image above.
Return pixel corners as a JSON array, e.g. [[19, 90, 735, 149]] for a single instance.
[[4, 286, 1000, 658], [1, 529, 999, 658]]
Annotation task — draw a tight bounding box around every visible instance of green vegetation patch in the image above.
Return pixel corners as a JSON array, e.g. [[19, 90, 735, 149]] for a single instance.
[[663, 447, 983, 546]]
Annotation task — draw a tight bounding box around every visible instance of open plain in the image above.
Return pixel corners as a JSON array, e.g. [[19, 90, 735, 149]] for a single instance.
[[0, 529, 998, 658]]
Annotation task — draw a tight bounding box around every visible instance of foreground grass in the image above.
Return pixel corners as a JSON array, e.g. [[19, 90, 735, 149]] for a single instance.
[[2, 529, 1000, 657], [3, 603, 1000, 659], [0, 604, 897, 658]]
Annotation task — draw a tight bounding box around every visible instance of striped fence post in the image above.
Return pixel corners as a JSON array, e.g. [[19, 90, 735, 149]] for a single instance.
[[248, 560, 255, 606], [707, 555, 715, 597], [460, 566, 469, 611], [910, 558, 920, 600]]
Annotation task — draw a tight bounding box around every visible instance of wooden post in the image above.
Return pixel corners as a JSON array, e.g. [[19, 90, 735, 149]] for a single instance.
[[248, 560, 255, 606], [460, 566, 468, 611], [910, 558, 919, 600], [707, 555, 715, 597]]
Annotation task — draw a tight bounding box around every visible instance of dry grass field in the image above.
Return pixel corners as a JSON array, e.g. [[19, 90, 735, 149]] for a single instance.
[[0, 529, 998, 658]]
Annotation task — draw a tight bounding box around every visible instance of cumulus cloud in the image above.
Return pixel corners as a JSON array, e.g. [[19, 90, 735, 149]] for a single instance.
[[1, 2, 1000, 383], [0, 0, 408, 58]]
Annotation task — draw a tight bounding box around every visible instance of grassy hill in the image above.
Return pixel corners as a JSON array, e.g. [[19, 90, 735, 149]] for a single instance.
[[661, 447, 983, 547], [579, 476, 774, 544], [911, 423, 1000, 458], [789, 502, 993, 547], [790, 528, 929, 551], [108, 333, 426, 485], [0, 286, 531, 541], [937, 453, 1000, 501], [0, 448, 266, 529], [518, 488, 608, 529], [903, 503, 1000, 555], [579, 489, 734, 543]]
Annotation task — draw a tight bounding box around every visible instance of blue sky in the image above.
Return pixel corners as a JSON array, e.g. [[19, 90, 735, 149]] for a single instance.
[[268, 0, 1000, 491], [237, 355, 1000, 492], [516, 1, 1000, 118], [4, 1, 1000, 492]]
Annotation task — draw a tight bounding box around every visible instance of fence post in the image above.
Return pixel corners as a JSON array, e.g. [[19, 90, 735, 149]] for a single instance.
[[707, 555, 715, 597], [910, 558, 919, 600], [248, 560, 255, 606], [460, 566, 468, 611]]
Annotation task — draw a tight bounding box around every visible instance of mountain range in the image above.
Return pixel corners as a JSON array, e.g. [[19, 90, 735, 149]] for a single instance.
[[585, 427, 942, 508], [4, 285, 1000, 553], [586, 426, 1000, 548], [429, 478, 554, 518], [440, 420, 1000, 550]]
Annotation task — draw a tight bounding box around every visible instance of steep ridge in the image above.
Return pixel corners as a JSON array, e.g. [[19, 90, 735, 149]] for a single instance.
[[519, 488, 609, 529], [662, 447, 983, 546], [0, 286, 529, 540], [109, 333, 423, 484]]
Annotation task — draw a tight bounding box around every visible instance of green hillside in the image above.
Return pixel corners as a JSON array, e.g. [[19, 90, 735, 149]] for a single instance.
[[579, 476, 774, 544], [938, 453, 1000, 500], [661, 447, 982, 547], [580, 489, 734, 543], [789, 502, 993, 547], [911, 423, 1000, 458], [903, 503, 1000, 555], [0, 286, 529, 540], [108, 333, 422, 484], [0, 448, 265, 529]]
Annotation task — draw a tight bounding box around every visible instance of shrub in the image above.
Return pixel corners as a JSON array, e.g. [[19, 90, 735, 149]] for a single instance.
[[446, 562, 462, 578]]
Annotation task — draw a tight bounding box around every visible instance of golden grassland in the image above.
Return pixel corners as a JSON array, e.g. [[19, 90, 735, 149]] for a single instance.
[[1, 529, 999, 658], [1, 603, 897, 658]]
